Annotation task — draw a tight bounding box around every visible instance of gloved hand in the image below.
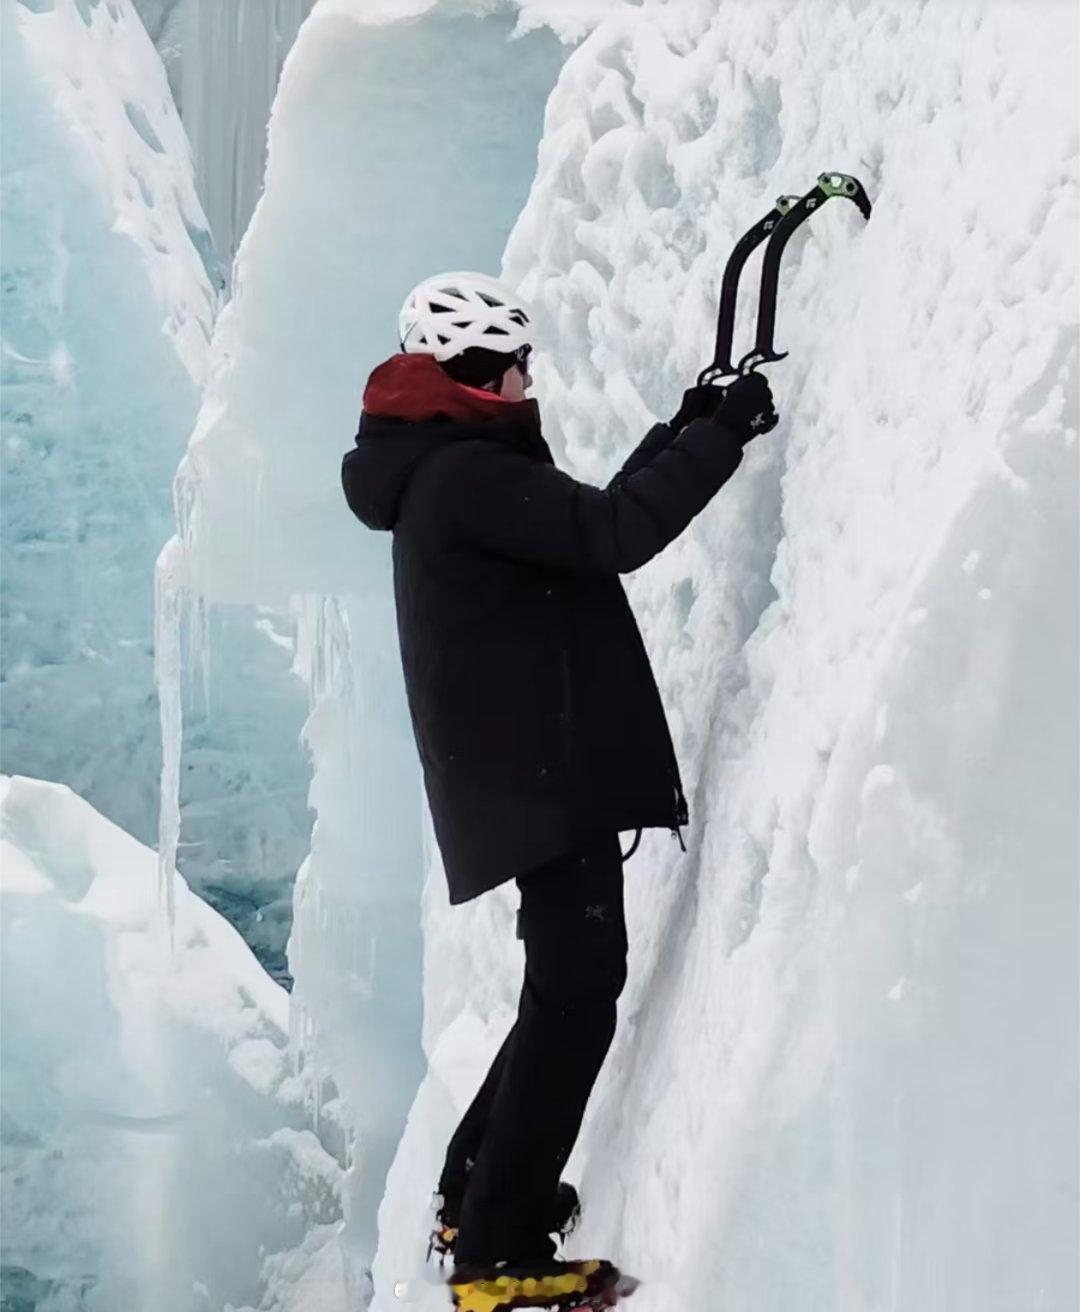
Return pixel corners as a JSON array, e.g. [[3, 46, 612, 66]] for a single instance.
[[670, 372, 779, 445], [715, 371, 778, 443], [669, 383, 726, 434]]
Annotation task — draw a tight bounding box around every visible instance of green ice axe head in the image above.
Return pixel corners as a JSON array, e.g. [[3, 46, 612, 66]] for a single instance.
[[817, 172, 873, 220]]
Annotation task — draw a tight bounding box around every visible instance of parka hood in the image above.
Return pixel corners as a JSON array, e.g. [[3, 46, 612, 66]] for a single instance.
[[342, 353, 545, 532]]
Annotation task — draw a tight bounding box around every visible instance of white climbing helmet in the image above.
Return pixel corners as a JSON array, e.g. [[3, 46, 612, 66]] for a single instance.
[[398, 271, 533, 361]]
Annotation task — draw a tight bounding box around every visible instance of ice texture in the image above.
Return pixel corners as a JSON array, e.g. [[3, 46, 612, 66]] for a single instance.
[[131, 0, 317, 266], [0, 0, 212, 846], [156, 0, 564, 1282], [1, 0, 313, 986], [371, 3, 1079, 1309], [163, 593, 314, 987], [0, 773, 343, 1312]]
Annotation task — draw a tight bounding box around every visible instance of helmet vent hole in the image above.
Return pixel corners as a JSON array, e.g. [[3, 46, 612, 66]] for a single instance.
[[483, 325, 510, 336], [478, 292, 503, 308]]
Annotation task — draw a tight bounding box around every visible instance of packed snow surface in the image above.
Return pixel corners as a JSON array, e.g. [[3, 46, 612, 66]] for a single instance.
[[0, 774, 342, 1312]]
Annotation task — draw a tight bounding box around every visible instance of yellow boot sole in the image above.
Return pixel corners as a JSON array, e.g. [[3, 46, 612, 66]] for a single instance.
[[448, 1259, 611, 1311]]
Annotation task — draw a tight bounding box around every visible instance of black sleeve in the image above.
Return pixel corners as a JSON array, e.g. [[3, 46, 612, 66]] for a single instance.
[[606, 421, 679, 490], [444, 417, 743, 577]]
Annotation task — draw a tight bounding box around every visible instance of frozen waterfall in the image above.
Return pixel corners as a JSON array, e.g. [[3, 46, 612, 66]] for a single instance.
[[132, 0, 317, 267], [1, 0, 315, 987], [0, 0, 212, 849], [1, 0, 1075, 1308]]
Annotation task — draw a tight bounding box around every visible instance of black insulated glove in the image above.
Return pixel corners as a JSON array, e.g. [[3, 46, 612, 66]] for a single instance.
[[670, 372, 779, 445], [669, 383, 726, 435]]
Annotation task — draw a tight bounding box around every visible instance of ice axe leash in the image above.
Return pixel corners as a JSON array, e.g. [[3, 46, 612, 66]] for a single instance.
[[698, 171, 872, 386]]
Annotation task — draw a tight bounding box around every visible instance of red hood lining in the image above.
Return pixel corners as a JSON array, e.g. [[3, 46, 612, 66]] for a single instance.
[[363, 352, 534, 425]]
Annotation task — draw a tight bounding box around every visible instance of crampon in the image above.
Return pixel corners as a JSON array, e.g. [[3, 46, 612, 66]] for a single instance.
[[429, 1183, 581, 1265], [447, 1257, 638, 1311]]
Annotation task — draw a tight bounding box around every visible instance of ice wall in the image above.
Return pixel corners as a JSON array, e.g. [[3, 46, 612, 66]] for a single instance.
[[132, 0, 317, 266], [158, 0, 564, 1281], [373, 2, 1078, 1309], [0, 0, 312, 986], [0, 774, 343, 1312], [0, 0, 212, 844]]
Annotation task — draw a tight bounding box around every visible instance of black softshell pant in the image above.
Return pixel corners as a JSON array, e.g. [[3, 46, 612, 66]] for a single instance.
[[439, 832, 628, 1266]]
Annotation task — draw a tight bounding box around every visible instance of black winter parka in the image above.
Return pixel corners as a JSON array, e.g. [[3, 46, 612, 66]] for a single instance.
[[341, 393, 744, 904]]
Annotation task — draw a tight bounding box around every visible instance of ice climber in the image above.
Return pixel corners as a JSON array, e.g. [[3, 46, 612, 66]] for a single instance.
[[341, 271, 779, 1310]]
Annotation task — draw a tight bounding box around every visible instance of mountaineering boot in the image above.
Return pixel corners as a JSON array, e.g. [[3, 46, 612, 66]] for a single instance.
[[447, 1257, 637, 1311], [429, 1182, 581, 1264]]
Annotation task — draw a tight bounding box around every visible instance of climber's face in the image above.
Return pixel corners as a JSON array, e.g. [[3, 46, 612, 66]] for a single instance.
[[498, 345, 532, 401]]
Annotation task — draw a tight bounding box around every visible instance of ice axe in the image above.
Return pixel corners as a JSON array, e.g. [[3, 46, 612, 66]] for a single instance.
[[698, 171, 872, 386]]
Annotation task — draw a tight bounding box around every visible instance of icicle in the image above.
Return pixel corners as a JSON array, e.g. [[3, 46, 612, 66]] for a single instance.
[[154, 535, 185, 937]]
